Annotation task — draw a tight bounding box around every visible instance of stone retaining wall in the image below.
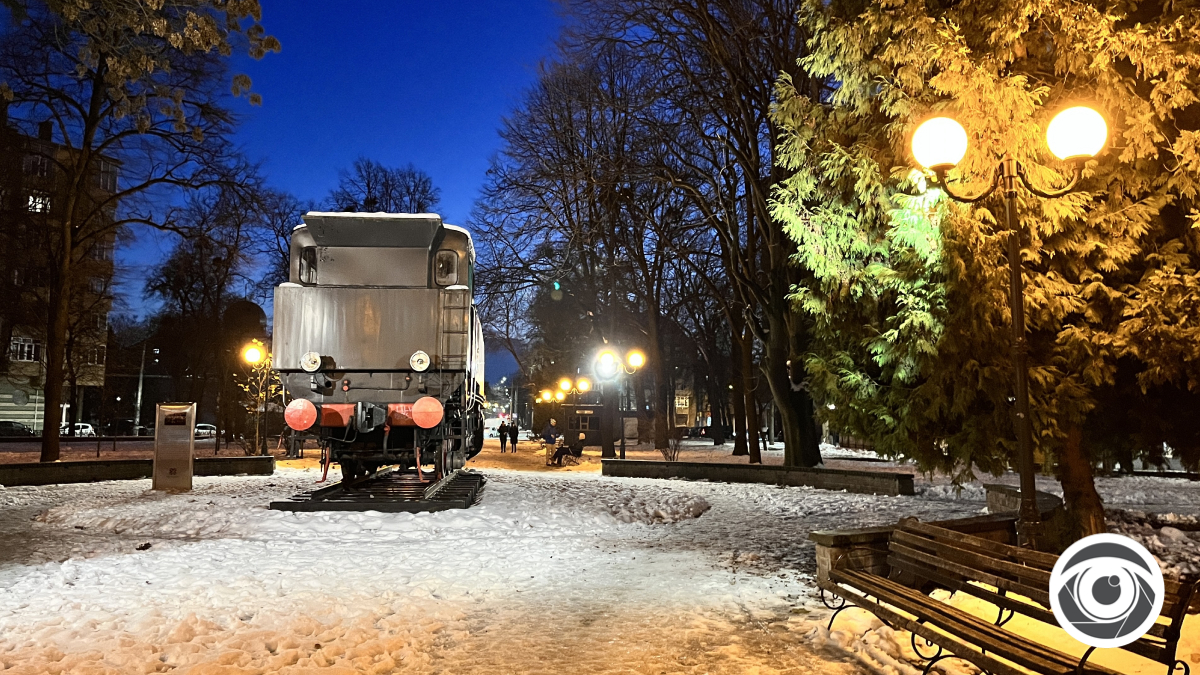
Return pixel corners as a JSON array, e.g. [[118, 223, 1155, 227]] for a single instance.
[[0, 456, 275, 487], [600, 459, 914, 496]]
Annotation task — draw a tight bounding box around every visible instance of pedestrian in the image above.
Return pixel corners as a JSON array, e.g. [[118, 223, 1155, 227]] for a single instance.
[[541, 419, 559, 446], [498, 421, 509, 453], [508, 419, 519, 453]]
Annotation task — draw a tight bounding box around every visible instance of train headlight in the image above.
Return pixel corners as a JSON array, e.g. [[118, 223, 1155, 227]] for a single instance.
[[300, 351, 323, 373], [410, 350, 431, 372]]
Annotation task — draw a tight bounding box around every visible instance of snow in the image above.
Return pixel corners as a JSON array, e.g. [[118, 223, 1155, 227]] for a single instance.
[[3, 465, 1199, 673], [0, 467, 983, 673]]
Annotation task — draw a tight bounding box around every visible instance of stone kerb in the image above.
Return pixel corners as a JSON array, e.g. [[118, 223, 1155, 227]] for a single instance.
[[0, 456, 275, 487], [600, 459, 915, 496]]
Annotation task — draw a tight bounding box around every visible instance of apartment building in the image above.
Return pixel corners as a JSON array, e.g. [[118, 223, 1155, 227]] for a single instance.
[[0, 113, 117, 432]]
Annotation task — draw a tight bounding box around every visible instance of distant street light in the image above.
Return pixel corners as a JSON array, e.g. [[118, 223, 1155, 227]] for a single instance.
[[593, 348, 648, 458], [910, 105, 1107, 549]]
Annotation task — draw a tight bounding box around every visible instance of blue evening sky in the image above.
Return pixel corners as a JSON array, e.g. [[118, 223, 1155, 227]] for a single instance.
[[117, 0, 562, 379]]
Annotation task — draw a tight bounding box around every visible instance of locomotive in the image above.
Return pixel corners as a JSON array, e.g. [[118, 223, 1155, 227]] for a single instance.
[[274, 212, 485, 481]]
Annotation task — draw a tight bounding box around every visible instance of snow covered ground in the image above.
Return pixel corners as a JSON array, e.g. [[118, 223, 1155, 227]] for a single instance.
[[2, 466, 1198, 673], [0, 467, 984, 674]]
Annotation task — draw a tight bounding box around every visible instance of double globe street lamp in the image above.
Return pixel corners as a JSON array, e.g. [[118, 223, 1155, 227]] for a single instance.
[[911, 106, 1108, 548], [593, 349, 646, 458], [539, 376, 593, 404]]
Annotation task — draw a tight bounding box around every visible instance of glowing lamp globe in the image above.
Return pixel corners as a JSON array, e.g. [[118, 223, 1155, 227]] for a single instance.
[[911, 117, 969, 171], [559, 377, 573, 392], [554, 391, 565, 402], [241, 344, 264, 365], [576, 378, 592, 392], [1046, 106, 1106, 161], [626, 350, 646, 369], [596, 351, 619, 379], [540, 390, 552, 402]]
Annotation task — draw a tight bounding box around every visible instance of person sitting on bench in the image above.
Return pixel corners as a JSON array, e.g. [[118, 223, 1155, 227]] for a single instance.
[[552, 433, 586, 466]]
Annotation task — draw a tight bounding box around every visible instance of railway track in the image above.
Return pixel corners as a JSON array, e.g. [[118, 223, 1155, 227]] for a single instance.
[[269, 468, 486, 513]]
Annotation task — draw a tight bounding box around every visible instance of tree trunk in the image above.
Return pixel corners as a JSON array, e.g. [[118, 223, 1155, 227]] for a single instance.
[[729, 315, 749, 456], [1059, 424, 1106, 539], [709, 375, 726, 445], [647, 313, 670, 450], [761, 314, 821, 467], [40, 230, 73, 462], [744, 325, 762, 465], [634, 372, 649, 443]]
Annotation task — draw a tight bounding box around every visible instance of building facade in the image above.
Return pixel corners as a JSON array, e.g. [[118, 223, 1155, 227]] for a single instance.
[[0, 114, 117, 432]]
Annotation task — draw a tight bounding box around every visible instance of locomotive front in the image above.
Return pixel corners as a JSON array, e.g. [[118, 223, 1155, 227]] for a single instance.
[[274, 212, 485, 481]]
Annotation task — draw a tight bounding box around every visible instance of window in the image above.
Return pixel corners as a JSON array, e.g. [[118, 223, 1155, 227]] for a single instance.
[[95, 160, 117, 192], [89, 241, 114, 261], [569, 416, 600, 431], [85, 345, 106, 366], [96, 313, 108, 332], [88, 277, 107, 295], [299, 246, 317, 284], [675, 395, 691, 410], [24, 154, 51, 179], [9, 337, 40, 362], [434, 250, 458, 286], [27, 191, 50, 213]]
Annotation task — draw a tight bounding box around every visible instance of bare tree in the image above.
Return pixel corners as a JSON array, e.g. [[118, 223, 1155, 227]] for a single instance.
[[0, 3, 277, 461], [329, 158, 441, 213], [568, 0, 828, 466]]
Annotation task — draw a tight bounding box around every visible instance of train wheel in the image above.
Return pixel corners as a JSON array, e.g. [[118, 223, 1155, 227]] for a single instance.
[[340, 460, 364, 481], [468, 410, 484, 459]]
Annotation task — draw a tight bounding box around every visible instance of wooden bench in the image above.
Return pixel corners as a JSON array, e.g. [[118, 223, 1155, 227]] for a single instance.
[[820, 517, 1198, 675]]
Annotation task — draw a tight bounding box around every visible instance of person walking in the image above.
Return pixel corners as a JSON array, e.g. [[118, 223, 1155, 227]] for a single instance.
[[508, 419, 519, 453], [498, 421, 509, 453]]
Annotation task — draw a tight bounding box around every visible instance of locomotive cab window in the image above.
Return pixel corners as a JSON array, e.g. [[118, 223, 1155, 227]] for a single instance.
[[435, 250, 459, 286], [299, 246, 318, 284]]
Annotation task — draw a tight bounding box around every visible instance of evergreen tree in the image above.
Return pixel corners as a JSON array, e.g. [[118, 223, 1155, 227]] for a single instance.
[[772, 0, 1200, 537]]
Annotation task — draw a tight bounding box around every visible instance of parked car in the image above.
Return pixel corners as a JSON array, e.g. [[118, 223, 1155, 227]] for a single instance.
[[59, 422, 96, 437], [0, 421, 35, 437], [195, 423, 217, 438]]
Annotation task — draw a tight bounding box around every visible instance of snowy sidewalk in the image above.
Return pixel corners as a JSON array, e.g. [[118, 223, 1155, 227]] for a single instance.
[[0, 467, 987, 673]]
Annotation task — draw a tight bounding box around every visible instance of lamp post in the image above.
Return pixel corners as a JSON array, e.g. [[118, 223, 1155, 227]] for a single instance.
[[594, 349, 647, 459], [240, 340, 268, 455], [910, 106, 1107, 549]]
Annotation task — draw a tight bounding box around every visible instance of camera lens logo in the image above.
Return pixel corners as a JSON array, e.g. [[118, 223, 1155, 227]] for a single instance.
[[1049, 533, 1164, 648]]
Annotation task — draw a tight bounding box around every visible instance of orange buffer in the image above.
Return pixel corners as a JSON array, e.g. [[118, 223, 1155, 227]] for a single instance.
[[284, 399, 318, 431], [387, 403, 416, 427], [412, 397, 444, 429], [285, 400, 354, 430], [320, 403, 354, 427]]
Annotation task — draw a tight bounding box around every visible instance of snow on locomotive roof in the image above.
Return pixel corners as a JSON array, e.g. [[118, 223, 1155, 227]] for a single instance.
[[298, 211, 467, 248]]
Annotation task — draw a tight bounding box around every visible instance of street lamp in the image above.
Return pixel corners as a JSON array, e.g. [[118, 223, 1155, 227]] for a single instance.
[[241, 342, 265, 365], [911, 105, 1107, 549], [593, 348, 648, 459]]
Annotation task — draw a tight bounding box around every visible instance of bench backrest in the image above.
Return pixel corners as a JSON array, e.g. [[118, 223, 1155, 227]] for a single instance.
[[887, 518, 1197, 665]]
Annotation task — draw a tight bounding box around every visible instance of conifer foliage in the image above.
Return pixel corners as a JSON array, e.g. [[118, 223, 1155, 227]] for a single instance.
[[772, 0, 1200, 535]]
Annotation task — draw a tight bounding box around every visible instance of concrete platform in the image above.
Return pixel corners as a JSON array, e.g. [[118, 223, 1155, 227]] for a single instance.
[[0, 456, 275, 487], [601, 459, 914, 496]]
